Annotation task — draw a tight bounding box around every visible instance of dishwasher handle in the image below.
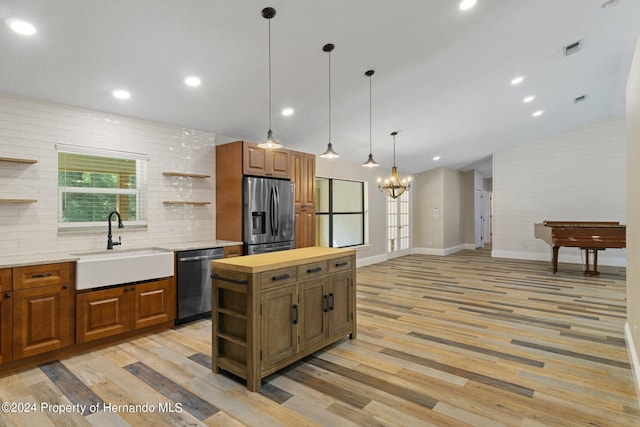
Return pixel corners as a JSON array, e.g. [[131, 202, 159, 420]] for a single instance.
[[178, 254, 223, 262]]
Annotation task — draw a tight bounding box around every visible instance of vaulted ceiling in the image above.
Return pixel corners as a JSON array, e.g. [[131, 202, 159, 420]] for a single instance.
[[1, 0, 639, 176]]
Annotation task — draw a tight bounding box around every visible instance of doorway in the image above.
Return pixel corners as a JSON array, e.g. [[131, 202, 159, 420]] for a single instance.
[[387, 190, 411, 258]]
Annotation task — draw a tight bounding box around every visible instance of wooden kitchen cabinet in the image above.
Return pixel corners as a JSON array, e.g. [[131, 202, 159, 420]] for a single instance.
[[243, 142, 291, 179], [12, 262, 75, 360], [0, 269, 12, 364], [211, 247, 356, 391], [76, 278, 175, 344], [223, 245, 244, 258], [291, 150, 316, 248]]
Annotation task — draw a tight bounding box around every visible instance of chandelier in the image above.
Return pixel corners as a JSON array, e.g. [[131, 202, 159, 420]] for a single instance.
[[378, 131, 411, 199]]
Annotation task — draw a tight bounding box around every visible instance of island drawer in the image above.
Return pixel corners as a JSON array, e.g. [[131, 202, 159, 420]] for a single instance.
[[260, 267, 297, 289], [13, 262, 74, 290], [329, 256, 353, 273], [298, 261, 328, 281]]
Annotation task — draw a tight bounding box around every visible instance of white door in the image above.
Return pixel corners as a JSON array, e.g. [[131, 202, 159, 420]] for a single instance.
[[483, 191, 492, 244], [474, 189, 484, 249], [387, 190, 411, 258]]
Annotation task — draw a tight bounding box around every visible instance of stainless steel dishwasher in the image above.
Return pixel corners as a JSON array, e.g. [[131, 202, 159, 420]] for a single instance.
[[176, 247, 224, 324]]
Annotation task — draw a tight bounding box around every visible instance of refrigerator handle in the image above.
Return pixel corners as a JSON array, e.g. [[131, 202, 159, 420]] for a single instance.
[[274, 185, 280, 236], [269, 186, 275, 236]]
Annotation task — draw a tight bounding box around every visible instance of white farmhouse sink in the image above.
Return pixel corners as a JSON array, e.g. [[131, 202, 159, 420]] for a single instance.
[[75, 248, 174, 290]]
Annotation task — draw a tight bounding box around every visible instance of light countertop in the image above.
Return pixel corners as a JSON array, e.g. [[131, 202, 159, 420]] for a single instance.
[[211, 246, 355, 273], [0, 240, 243, 269]]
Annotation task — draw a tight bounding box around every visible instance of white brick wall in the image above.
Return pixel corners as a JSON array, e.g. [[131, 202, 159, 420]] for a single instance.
[[0, 92, 216, 257], [492, 117, 626, 266]]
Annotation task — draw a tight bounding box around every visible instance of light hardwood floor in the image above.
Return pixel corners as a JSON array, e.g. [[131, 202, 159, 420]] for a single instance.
[[1, 249, 639, 426]]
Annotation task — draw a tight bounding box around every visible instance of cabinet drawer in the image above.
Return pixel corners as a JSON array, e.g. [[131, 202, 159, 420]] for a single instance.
[[13, 262, 73, 290], [329, 256, 353, 273], [260, 267, 297, 289], [0, 268, 11, 292], [298, 261, 328, 281]]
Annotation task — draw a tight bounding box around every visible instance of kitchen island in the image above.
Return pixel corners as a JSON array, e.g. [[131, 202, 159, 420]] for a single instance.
[[211, 247, 356, 391]]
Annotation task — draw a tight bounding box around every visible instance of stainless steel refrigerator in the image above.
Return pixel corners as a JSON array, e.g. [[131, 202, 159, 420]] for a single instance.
[[243, 176, 295, 255]]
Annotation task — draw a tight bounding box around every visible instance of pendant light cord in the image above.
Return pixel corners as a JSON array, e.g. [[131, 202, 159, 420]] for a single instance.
[[369, 73, 372, 154], [328, 50, 331, 143], [268, 17, 272, 131]]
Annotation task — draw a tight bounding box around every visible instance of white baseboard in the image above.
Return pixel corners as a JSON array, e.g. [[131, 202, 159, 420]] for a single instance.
[[625, 322, 640, 407], [412, 245, 467, 256], [356, 253, 388, 268]]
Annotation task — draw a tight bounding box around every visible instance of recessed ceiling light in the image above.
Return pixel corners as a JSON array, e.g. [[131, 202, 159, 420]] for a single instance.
[[112, 89, 131, 100], [6, 18, 37, 36], [601, 0, 619, 8], [433, 156, 441, 161], [511, 76, 525, 86], [532, 110, 544, 117], [184, 76, 201, 87], [459, 0, 477, 11], [281, 108, 294, 116], [523, 95, 535, 103]]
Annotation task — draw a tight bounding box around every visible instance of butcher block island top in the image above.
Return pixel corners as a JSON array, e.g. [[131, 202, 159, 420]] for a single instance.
[[210, 246, 357, 391], [210, 246, 356, 273]]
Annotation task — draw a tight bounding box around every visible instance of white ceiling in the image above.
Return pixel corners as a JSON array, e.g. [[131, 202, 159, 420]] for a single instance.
[[1, 1, 639, 177]]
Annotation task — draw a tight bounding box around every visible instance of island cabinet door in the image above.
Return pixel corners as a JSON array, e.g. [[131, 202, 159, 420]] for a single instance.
[[327, 271, 353, 339], [76, 287, 131, 344], [298, 279, 327, 350], [260, 284, 297, 370]]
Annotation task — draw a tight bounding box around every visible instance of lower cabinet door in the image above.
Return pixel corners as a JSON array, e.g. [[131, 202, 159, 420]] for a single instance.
[[299, 279, 327, 350], [131, 279, 176, 330], [76, 287, 130, 344], [13, 284, 75, 359], [261, 285, 297, 369], [0, 290, 12, 364], [328, 271, 353, 339]]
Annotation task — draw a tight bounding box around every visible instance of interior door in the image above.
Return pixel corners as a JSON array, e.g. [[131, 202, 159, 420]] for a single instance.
[[474, 189, 484, 248], [387, 190, 411, 258]]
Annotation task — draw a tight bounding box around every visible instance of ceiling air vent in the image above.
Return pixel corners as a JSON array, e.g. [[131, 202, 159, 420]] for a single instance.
[[574, 94, 589, 103], [564, 40, 582, 56]]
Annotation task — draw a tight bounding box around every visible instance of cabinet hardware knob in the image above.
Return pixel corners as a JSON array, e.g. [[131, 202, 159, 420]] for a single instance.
[[324, 295, 329, 312], [272, 273, 290, 281], [62, 284, 68, 289], [329, 293, 334, 311], [4, 293, 10, 298], [335, 261, 348, 267], [124, 287, 129, 292], [307, 267, 322, 274]]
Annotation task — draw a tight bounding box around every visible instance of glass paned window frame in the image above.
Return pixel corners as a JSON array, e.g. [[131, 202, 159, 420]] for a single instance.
[[316, 177, 365, 248], [56, 143, 149, 232]]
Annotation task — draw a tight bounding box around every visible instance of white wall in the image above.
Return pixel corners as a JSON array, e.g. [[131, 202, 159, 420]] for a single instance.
[[0, 92, 216, 257], [625, 33, 640, 397], [492, 117, 626, 266]]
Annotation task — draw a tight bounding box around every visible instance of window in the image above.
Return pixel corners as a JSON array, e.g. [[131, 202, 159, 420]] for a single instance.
[[57, 144, 149, 232], [316, 177, 364, 247]]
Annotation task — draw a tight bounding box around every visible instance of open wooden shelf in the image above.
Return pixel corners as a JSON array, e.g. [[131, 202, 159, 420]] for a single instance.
[[0, 157, 37, 164], [163, 201, 211, 205], [0, 199, 38, 204], [162, 172, 210, 179]]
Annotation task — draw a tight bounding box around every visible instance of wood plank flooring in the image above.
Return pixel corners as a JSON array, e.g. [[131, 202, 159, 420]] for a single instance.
[[1, 249, 639, 426]]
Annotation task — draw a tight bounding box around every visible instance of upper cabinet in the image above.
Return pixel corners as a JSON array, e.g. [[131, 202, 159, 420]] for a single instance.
[[291, 151, 316, 248], [242, 142, 291, 179]]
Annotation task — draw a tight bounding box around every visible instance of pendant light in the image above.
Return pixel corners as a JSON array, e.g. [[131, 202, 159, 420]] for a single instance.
[[378, 131, 411, 199], [258, 7, 283, 149], [320, 43, 339, 159], [362, 69, 379, 168]]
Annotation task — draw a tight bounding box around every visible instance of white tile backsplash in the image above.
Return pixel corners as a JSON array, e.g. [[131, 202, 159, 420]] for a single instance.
[[0, 92, 216, 257]]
